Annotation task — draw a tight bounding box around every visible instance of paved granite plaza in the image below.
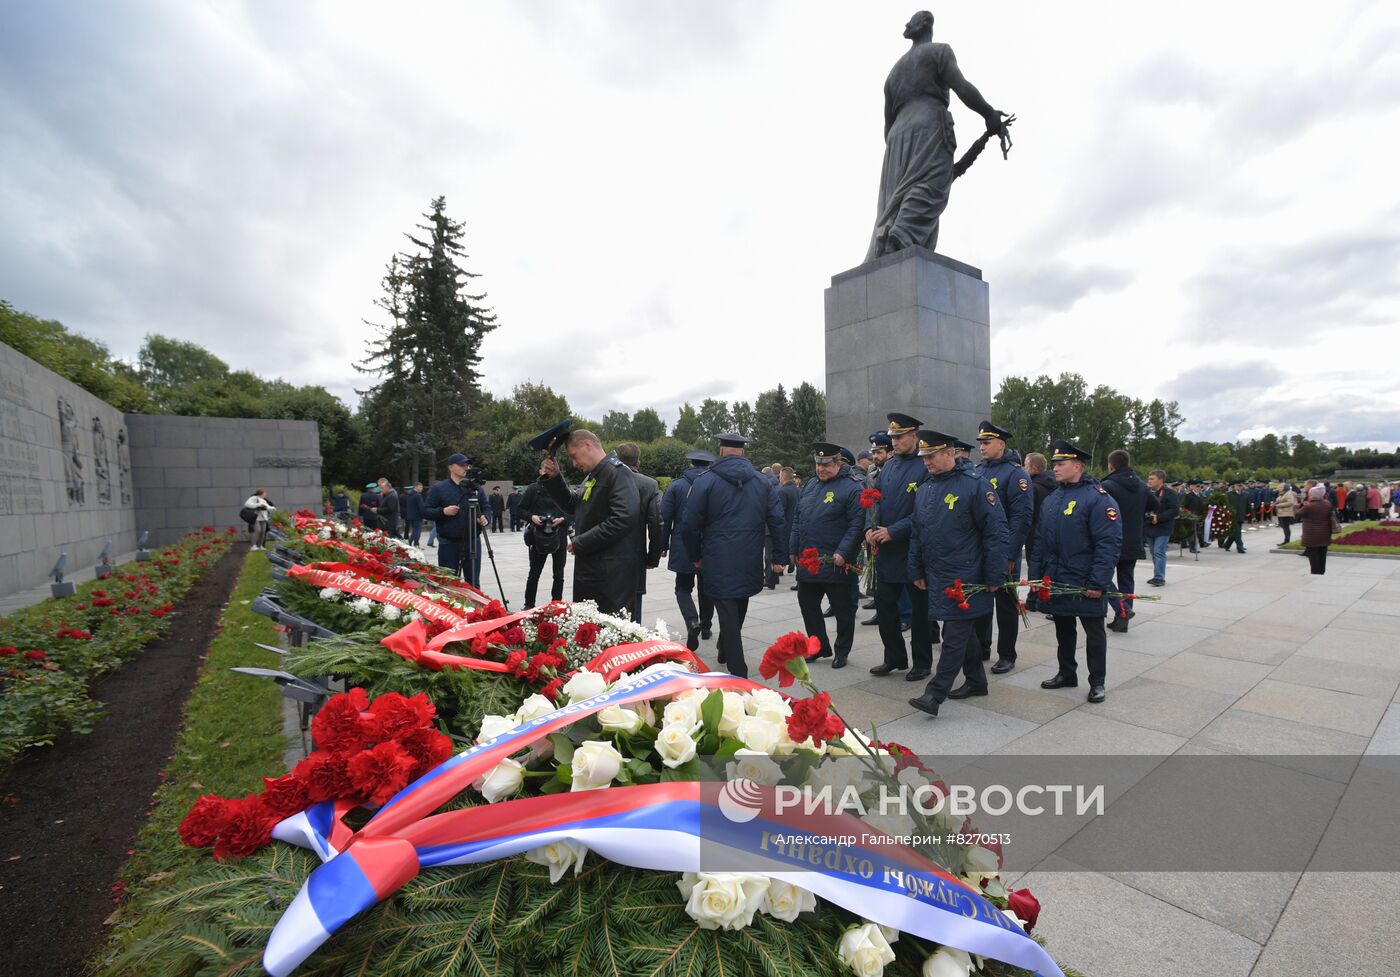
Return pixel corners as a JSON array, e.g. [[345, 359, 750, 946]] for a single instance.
[[471, 521, 1400, 977]]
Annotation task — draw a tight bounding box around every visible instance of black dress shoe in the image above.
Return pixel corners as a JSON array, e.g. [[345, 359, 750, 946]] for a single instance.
[[948, 683, 988, 699], [861, 615, 879, 626], [789, 584, 799, 591], [831, 657, 848, 669], [685, 621, 701, 652], [701, 627, 712, 640], [1107, 618, 1128, 633], [861, 600, 876, 610], [806, 648, 833, 661], [905, 668, 930, 682], [869, 663, 906, 676], [907, 695, 939, 717], [1237, 549, 1247, 554], [1087, 685, 1106, 703], [991, 658, 1015, 674], [1041, 674, 1079, 689]]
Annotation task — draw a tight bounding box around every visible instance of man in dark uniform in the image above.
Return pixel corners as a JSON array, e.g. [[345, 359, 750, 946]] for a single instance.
[[679, 433, 786, 678], [359, 482, 380, 531], [906, 430, 1009, 718], [777, 466, 801, 585], [1221, 479, 1249, 554], [1180, 479, 1205, 553], [790, 443, 865, 667], [661, 450, 716, 650], [972, 421, 1032, 673], [861, 431, 893, 617], [615, 442, 664, 623], [423, 454, 491, 585], [1032, 440, 1123, 703], [540, 429, 641, 616], [519, 462, 570, 607], [506, 486, 524, 531], [1102, 449, 1157, 633], [953, 439, 974, 463], [867, 413, 938, 681], [1022, 451, 1056, 612], [404, 482, 425, 545], [374, 477, 401, 537]]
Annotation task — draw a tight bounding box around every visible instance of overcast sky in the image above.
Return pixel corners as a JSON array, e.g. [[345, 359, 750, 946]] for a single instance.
[[3, 1, 1397, 449]]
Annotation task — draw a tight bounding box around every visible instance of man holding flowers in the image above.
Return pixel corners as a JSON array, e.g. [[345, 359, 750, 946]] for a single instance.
[[788, 442, 865, 668]]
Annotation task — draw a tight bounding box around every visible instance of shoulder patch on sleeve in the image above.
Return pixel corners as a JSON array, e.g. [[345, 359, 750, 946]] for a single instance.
[[1018, 477, 1029, 492], [1105, 507, 1119, 521], [986, 490, 998, 507]]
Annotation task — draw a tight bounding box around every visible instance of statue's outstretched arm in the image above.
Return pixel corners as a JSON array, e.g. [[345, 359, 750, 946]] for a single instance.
[[943, 49, 1000, 127]]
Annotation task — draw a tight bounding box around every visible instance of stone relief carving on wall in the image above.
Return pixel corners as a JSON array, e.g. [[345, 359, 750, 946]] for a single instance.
[[93, 416, 111, 504], [117, 426, 132, 505], [57, 397, 85, 505]]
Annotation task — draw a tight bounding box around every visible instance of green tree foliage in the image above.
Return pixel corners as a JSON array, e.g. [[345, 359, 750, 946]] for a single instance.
[[790, 382, 827, 451], [0, 300, 149, 410], [630, 407, 666, 443], [730, 400, 755, 438], [672, 402, 702, 444], [751, 384, 796, 467], [696, 398, 733, 442]]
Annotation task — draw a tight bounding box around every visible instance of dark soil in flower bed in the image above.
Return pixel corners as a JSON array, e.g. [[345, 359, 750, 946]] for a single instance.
[[0, 546, 245, 977]]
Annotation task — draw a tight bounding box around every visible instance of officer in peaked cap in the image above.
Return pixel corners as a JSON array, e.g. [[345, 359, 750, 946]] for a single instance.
[[953, 438, 975, 460], [869, 430, 894, 470], [974, 420, 1033, 674], [527, 419, 573, 454], [680, 432, 786, 677], [906, 430, 1009, 718], [660, 450, 716, 650], [1029, 438, 1122, 704], [789, 442, 864, 666], [867, 413, 939, 681], [1182, 478, 1206, 552]]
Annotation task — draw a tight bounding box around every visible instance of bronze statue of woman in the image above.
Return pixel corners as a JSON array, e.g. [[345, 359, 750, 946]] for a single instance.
[[865, 10, 1012, 261]]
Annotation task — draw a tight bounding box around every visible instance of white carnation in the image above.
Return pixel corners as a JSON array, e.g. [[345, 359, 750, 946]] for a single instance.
[[381, 604, 402, 621], [319, 587, 343, 601], [348, 596, 374, 615]]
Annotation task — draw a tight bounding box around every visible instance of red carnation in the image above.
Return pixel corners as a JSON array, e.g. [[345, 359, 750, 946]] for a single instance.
[[759, 632, 820, 688], [212, 795, 280, 861], [178, 794, 236, 848], [859, 487, 881, 509], [294, 750, 353, 803], [786, 692, 845, 746], [260, 774, 311, 820], [1007, 888, 1041, 932], [346, 741, 418, 806], [399, 726, 455, 776], [310, 691, 372, 752], [505, 649, 528, 676], [370, 691, 436, 740], [540, 677, 564, 702], [467, 600, 507, 623], [957, 601, 971, 611], [574, 622, 600, 647], [536, 620, 559, 643]]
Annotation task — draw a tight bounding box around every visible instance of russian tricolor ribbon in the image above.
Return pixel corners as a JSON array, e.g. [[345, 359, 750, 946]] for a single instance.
[[262, 668, 1063, 977]]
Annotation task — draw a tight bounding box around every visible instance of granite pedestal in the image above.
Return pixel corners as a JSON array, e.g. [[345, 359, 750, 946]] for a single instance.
[[824, 246, 991, 451]]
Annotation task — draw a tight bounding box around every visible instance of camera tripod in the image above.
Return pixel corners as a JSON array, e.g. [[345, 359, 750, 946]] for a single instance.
[[461, 486, 510, 611]]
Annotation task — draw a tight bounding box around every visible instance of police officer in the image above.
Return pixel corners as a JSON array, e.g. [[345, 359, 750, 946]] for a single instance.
[[615, 442, 664, 623], [660, 450, 715, 650], [540, 429, 641, 616], [791, 442, 865, 667], [906, 431, 1009, 718], [867, 413, 938, 680], [423, 453, 491, 585], [953, 439, 975, 462], [680, 433, 786, 678], [1222, 479, 1249, 554], [1181, 479, 1206, 552], [1031, 439, 1123, 703], [972, 421, 1032, 673]]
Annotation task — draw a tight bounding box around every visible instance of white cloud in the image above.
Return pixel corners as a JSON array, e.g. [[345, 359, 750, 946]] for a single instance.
[[1, 0, 1397, 451]]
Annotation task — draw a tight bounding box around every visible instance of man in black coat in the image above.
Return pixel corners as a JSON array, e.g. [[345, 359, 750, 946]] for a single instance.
[[1144, 470, 1179, 587], [1180, 479, 1205, 552], [374, 477, 401, 538], [518, 464, 570, 607], [358, 483, 380, 531], [1102, 449, 1158, 633], [541, 429, 641, 617], [506, 487, 523, 531], [404, 482, 425, 545], [423, 454, 491, 585], [489, 487, 506, 533], [1222, 480, 1249, 553], [615, 442, 664, 623]]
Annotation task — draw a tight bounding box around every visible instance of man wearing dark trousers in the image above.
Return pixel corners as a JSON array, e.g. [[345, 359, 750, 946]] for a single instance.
[[615, 442, 664, 624], [972, 421, 1032, 673], [404, 482, 425, 545], [679, 433, 786, 678], [488, 487, 506, 533], [867, 413, 939, 682], [1181, 479, 1205, 552], [1032, 440, 1123, 703], [423, 454, 491, 585], [789, 443, 864, 668], [906, 431, 1009, 718], [661, 451, 716, 650], [1221, 479, 1249, 554], [1102, 449, 1157, 633], [519, 463, 569, 607]]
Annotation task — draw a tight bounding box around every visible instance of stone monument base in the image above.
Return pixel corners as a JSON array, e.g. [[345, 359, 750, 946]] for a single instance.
[[824, 246, 991, 453]]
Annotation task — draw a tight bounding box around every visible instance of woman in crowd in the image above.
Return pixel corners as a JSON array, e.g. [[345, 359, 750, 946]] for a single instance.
[[1296, 484, 1335, 575], [1274, 482, 1299, 545], [243, 488, 275, 551]]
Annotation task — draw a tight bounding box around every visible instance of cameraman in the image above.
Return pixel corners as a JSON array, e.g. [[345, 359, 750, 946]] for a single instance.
[[423, 452, 491, 585], [519, 461, 570, 607]]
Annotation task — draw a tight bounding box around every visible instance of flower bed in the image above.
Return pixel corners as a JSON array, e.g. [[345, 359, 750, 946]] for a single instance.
[[0, 526, 238, 763], [110, 516, 1073, 977]]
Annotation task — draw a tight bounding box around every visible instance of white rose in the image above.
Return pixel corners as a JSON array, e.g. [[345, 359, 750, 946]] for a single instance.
[[923, 945, 973, 977], [514, 694, 557, 724], [717, 691, 747, 737], [837, 923, 896, 977], [663, 697, 702, 731], [745, 688, 791, 725], [1002, 908, 1028, 931], [562, 670, 607, 703], [726, 749, 784, 786], [476, 714, 516, 742], [761, 880, 815, 922], [677, 872, 771, 931], [570, 740, 623, 791], [381, 604, 402, 621], [596, 704, 643, 734], [736, 716, 781, 754], [473, 758, 524, 803], [524, 840, 588, 883], [655, 723, 698, 769]]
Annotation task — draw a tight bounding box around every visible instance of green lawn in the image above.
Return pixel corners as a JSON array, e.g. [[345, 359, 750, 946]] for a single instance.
[[94, 551, 287, 974]]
